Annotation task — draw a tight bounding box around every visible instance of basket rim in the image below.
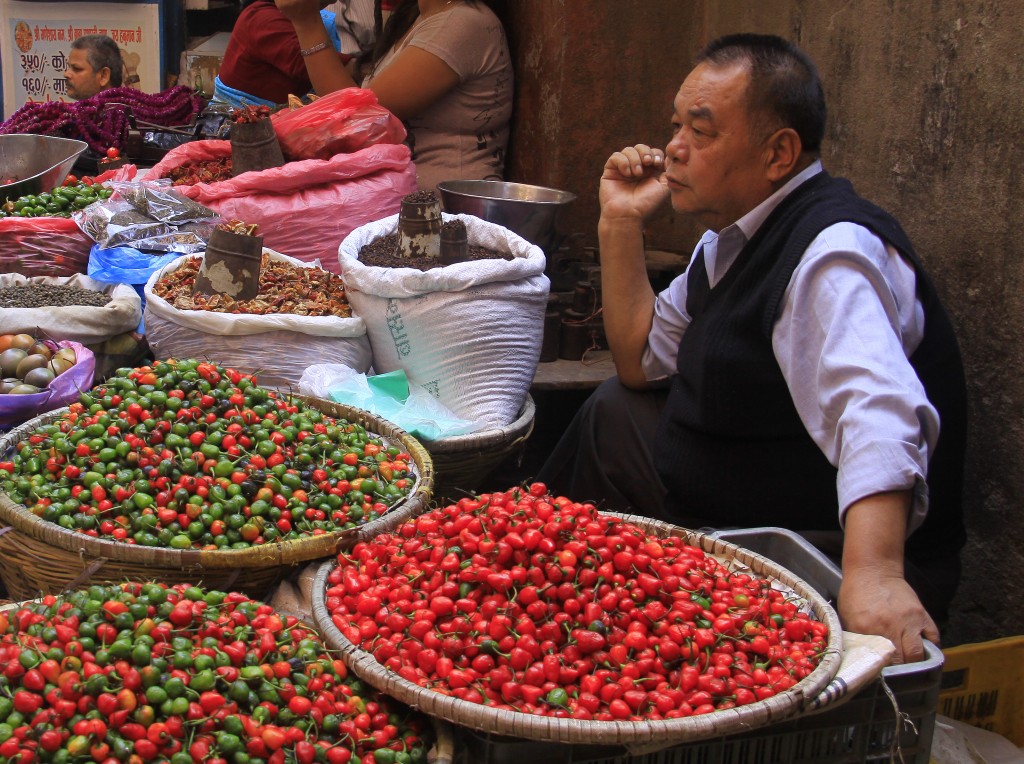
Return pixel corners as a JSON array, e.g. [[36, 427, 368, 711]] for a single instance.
[[311, 511, 845, 746], [0, 395, 433, 570], [423, 394, 535, 453]]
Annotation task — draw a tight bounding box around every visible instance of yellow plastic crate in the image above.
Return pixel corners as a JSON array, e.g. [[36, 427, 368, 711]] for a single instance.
[[939, 636, 1024, 746]]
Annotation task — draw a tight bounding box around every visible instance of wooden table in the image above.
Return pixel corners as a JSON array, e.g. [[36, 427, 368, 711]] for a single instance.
[[531, 350, 616, 391]]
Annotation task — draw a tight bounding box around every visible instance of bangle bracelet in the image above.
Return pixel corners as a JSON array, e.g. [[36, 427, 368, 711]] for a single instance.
[[301, 41, 330, 57]]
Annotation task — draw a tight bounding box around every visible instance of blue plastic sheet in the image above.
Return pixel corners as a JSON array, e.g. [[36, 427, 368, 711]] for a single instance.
[[87, 244, 185, 334]]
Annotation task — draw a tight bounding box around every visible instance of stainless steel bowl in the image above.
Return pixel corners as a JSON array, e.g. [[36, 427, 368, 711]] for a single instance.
[[437, 179, 577, 253], [0, 134, 89, 204]]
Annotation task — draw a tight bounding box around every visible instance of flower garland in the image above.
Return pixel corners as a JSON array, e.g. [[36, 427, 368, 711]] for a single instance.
[[0, 86, 206, 154]]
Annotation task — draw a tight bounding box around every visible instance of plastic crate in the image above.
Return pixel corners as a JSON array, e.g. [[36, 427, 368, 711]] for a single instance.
[[938, 635, 1024, 746], [708, 526, 844, 601], [451, 527, 944, 764]]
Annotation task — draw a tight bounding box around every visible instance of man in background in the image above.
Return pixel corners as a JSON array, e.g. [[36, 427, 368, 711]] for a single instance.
[[64, 34, 123, 100]]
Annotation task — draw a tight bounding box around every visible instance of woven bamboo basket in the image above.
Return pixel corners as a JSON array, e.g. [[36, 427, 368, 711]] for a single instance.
[[312, 513, 844, 748], [425, 394, 535, 502], [0, 396, 433, 601]]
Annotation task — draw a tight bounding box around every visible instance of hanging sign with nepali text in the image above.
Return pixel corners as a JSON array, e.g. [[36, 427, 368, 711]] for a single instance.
[[1, 0, 162, 120]]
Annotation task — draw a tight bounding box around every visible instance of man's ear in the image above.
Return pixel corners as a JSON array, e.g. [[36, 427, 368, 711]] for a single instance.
[[764, 127, 803, 182], [97, 66, 112, 87]]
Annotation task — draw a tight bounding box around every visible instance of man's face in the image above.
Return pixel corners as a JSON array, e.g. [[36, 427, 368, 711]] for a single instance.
[[64, 48, 109, 100], [663, 61, 776, 232]]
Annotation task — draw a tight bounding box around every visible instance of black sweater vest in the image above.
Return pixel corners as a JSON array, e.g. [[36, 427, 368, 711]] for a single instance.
[[654, 171, 967, 562]]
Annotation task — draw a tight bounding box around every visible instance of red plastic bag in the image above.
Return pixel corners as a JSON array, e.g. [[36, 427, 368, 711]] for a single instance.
[[270, 87, 407, 162], [0, 165, 137, 277], [0, 342, 95, 428], [147, 140, 417, 273], [89, 166, 137, 184], [0, 217, 92, 276]]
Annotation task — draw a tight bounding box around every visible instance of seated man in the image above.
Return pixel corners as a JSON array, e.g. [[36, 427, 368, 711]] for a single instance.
[[539, 33, 967, 665], [64, 34, 123, 100]]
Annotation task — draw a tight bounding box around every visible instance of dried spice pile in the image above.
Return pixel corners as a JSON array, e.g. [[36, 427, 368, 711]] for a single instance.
[[153, 254, 353, 316], [0, 283, 111, 309], [165, 156, 234, 186], [231, 104, 273, 123], [218, 219, 260, 236], [404, 189, 437, 204], [359, 232, 513, 271]]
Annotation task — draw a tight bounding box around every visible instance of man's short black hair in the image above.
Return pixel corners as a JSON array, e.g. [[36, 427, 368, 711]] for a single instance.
[[72, 34, 123, 88], [696, 33, 826, 154]]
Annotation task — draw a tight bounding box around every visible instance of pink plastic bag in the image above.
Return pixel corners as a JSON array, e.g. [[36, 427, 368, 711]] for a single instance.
[[148, 141, 417, 272], [0, 342, 95, 428], [146, 141, 228, 185], [270, 87, 407, 162]]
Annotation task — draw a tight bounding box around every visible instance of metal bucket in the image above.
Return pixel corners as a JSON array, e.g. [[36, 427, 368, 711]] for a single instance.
[[230, 119, 285, 177], [398, 194, 442, 258], [0, 134, 88, 204], [436, 179, 577, 254], [439, 219, 468, 265], [193, 227, 263, 301]]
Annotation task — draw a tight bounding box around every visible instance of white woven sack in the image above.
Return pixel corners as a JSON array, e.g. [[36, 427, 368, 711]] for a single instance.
[[339, 213, 549, 429], [144, 249, 371, 390], [0, 273, 141, 344]]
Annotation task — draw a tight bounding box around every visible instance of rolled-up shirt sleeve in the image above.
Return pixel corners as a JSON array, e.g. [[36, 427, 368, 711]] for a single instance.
[[642, 243, 704, 382], [772, 223, 937, 535], [643, 285, 690, 381]]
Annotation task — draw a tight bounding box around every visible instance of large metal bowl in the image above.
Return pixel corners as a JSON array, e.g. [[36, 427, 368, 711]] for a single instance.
[[437, 179, 576, 253], [0, 134, 89, 204]]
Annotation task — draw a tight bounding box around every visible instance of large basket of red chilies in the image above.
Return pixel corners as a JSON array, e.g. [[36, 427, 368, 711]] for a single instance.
[[0, 359, 433, 601], [311, 486, 844, 748], [0, 583, 452, 764]]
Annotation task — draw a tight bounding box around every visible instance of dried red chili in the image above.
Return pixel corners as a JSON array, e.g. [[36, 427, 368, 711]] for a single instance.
[[152, 254, 352, 317], [230, 104, 272, 124], [218, 219, 260, 236], [164, 157, 233, 186]]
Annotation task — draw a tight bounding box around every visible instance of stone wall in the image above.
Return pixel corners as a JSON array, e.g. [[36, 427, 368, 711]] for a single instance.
[[505, 0, 1024, 646]]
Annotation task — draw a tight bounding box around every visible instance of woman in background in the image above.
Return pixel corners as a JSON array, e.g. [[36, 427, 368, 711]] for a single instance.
[[276, 0, 512, 191], [215, 0, 348, 108]]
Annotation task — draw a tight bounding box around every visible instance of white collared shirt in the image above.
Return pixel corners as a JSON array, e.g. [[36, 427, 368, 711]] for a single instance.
[[644, 161, 935, 532]]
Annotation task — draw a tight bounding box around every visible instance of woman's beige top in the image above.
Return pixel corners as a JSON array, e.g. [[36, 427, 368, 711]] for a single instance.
[[363, 2, 513, 192]]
